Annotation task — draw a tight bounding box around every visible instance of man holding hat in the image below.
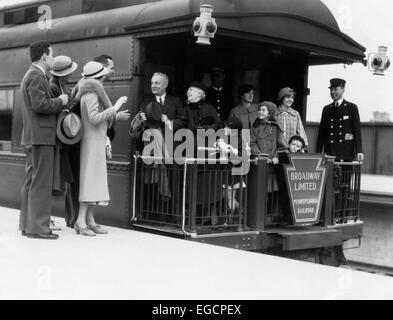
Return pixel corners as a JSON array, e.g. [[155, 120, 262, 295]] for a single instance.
[[206, 66, 234, 121], [316, 78, 363, 162], [49, 55, 82, 229], [130, 72, 186, 152]]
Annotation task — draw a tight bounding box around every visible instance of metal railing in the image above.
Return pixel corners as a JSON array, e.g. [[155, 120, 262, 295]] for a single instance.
[[132, 155, 248, 235], [332, 162, 362, 223], [132, 155, 362, 234]]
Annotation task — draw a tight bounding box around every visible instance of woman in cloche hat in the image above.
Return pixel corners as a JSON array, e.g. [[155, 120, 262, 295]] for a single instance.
[[275, 87, 308, 148], [73, 61, 128, 236]]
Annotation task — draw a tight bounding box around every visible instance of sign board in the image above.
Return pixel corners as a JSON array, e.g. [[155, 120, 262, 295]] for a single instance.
[[282, 154, 327, 225]]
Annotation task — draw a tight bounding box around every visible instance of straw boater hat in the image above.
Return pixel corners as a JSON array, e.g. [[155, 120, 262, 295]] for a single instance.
[[56, 111, 83, 145], [81, 61, 109, 79], [49, 55, 78, 77]]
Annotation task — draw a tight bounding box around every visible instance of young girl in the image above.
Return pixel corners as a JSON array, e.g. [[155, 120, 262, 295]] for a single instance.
[[250, 101, 285, 163], [215, 117, 250, 225]]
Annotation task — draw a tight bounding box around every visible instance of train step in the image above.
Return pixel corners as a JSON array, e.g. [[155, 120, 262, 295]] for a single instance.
[[265, 227, 343, 251]]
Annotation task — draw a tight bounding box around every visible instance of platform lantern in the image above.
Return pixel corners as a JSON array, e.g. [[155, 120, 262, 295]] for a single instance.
[[192, 4, 217, 45], [368, 46, 390, 75]]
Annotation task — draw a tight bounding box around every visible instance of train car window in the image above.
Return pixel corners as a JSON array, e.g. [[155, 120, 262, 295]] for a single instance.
[[4, 6, 40, 25], [0, 89, 14, 151]]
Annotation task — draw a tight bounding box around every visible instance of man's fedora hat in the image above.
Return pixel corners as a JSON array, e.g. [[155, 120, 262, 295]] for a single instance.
[[49, 56, 78, 77], [56, 111, 83, 144], [144, 101, 163, 129], [81, 61, 108, 79], [329, 78, 346, 88]]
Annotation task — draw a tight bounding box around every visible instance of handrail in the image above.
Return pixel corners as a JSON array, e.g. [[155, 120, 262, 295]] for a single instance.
[[334, 161, 363, 165], [131, 154, 138, 222], [135, 154, 259, 164]]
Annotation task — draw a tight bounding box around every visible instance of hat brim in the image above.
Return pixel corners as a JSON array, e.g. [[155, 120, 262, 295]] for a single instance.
[[81, 66, 109, 79], [144, 101, 163, 125], [56, 111, 83, 145], [50, 62, 78, 77]]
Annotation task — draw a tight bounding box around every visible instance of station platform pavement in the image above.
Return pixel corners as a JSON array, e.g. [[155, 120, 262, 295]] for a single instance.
[[361, 174, 393, 197], [2, 207, 393, 300]]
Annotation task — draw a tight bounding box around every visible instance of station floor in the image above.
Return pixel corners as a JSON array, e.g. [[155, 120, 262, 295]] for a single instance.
[[361, 174, 393, 196], [2, 208, 393, 299]]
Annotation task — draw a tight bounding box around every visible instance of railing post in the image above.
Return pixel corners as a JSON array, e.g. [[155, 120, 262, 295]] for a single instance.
[[322, 156, 335, 227], [188, 162, 198, 234], [247, 158, 268, 230], [353, 163, 362, 221]]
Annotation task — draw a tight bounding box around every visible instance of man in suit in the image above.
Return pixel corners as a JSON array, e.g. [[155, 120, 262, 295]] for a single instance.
[[19, 40, 69, 239], [316, 78, 363, 267], [131, 72, 186, 224], [138, 72, 187, 143], [93, 54, 131, 139], [206, 66, 234, 121], [316, 78, 363, 162]]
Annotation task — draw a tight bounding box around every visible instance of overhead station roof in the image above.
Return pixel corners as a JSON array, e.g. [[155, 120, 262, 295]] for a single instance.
[[0, 0, 365, 64]]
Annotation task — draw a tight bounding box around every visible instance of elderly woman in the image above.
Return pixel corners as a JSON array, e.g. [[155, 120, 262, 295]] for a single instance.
[[228, 84, 259, 130], [250, 101, 285, 164], [185, 81, 220, 133], [74, 61, 127, 236], [184, 81, 220, 225], [275, 87, 308, 147]]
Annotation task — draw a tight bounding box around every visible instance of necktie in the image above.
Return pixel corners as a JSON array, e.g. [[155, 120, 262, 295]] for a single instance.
[[335, 101, 339, 107], [159, 97, 163, 106]]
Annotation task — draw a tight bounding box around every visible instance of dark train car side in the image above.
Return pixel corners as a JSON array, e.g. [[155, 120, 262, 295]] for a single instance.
[[0, 0, 366, 264]]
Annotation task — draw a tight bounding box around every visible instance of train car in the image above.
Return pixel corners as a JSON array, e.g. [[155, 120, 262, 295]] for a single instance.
[[0, 0, 366, 265]]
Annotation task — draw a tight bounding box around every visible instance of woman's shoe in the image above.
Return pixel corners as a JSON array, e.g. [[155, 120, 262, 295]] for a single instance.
[[88, 224, 108, 234], [74, 223, 96, 236]]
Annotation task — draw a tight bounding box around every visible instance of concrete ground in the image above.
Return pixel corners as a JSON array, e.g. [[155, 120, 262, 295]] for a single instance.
[[361, 174, 393, 196], [1, 207, 393, 300]]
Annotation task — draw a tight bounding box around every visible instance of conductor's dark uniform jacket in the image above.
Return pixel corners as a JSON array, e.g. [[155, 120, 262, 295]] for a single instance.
[[316, 100, 362, 162]]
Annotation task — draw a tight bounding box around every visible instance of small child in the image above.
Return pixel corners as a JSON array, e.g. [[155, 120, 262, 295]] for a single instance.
[[288, 135, 306, 153], [250, 101, 285, 164], [215, 117, 249, 225]]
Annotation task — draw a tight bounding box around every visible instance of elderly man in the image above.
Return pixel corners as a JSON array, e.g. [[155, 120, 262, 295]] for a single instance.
[[316, 78, 363, 162], [20, 40, 69, 239], [135, 72, 186, 140]]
